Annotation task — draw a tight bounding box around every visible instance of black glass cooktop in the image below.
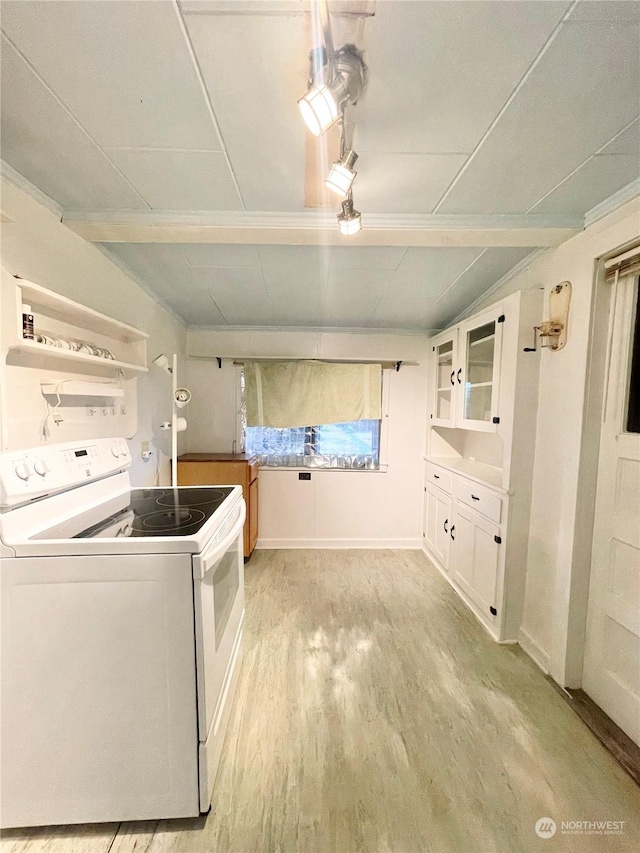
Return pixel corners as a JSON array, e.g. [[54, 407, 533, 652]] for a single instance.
[[33, 487, 235, 540]]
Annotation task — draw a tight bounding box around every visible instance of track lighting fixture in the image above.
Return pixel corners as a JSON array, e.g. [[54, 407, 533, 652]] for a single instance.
[[337, 192, 362, 236], [298, 44, 367, 137], [325, 148, 358, 198]]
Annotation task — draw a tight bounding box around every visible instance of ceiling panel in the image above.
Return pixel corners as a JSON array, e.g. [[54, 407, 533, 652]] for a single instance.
[[438, 19, 640, 214], [258, 245, 332, 291], [105, 149, 243, 210], [569, 0, 640, 21], [368, 296, 437, 330], [162, 289, 228, 326], [179, 243, 260, 267], [324, 267, 396, 323], [428, 247, 535, 327], [354, 0, 571, 154], [0, 38, 148, 211], [530, 154, 639, 215], [101, 243, 205, 301], [0, 0, 221, 150], [389, 248, 484, 299], [329, 246, 406, 270], [355, 153, 467, 214], [184, 11, 309, 210]]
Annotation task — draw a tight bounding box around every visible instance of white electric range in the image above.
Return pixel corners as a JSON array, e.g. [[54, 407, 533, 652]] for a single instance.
[[0, 438, 245, 829]]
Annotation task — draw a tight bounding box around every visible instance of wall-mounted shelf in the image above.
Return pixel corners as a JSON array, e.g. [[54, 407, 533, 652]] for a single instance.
[[5, 278, 148, 376], [41, 380, 125, 397]]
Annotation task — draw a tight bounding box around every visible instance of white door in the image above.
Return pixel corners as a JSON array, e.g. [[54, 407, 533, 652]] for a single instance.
[[451, 502, 500, 622], [424, 483, 451, 569], [583, 273, 640, 746]]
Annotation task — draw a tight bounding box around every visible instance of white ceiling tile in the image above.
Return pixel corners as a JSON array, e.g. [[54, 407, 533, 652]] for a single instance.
[[1, 0, 221, 150], [0, 39, 148, 210], [355, 0, 571, 154], [569, 1, 640, 21], [163, 289, 228, 326], [368, 297, 435, 330], [102, 244, 205, 301], [389, 248, 484, 298], [602, 120, 640, 156], [104, 149, 243, 210], [325, 268, 395, 319], [193, 266, 266, 291], [429, 248, 535, 327], [438, 20, 640, 213], [184, 12, 309, 210], [179, 244, 260, 267], [355, 153, 467, 214], [259, 245, 332, 292], [530, 154, 640, 215], [329, 247, 407, 270]]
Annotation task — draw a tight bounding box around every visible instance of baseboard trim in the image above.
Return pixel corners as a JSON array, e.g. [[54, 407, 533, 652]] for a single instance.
[[256, 538, 423, 550], [518, 628, 551, 674]]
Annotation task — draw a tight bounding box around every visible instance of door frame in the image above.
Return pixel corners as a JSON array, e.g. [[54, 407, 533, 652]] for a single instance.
[[562, 242, 640, 688]]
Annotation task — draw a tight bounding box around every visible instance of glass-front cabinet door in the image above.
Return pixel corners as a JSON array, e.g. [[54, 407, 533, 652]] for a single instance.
[[456, 309, 503, 432], [431, 329, 458, 427]]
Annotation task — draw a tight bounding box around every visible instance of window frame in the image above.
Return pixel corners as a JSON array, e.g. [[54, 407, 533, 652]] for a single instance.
[[236, 366, 390, 472]]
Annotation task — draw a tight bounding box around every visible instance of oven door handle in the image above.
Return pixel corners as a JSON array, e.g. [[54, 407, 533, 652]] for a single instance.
[[193, 500, 246, 579]]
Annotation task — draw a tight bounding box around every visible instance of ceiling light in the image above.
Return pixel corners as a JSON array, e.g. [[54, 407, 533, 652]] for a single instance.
[[325, 149, 358, 197], [337, 195, 362, 236], [298, 44, 366, 137]]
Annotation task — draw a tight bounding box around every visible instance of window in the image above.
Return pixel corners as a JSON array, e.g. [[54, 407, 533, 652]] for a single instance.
[[245, 420, 381, 469], [239, 367, 387, 469]]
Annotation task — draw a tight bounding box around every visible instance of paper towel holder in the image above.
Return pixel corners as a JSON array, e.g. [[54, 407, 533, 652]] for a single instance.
[[524, 281, 572, 352]]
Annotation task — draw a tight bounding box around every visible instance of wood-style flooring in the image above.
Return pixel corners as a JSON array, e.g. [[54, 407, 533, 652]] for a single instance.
[[2, 549, 639, 853]]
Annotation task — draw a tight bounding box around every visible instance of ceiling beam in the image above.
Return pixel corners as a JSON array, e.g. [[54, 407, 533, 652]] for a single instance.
[[62, 211, 582, 247]]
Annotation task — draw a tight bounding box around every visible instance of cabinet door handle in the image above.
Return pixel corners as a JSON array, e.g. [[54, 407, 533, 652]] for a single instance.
[[434, 474, 440, 479], [471, 494, 480, 501], [450, 525, 455, 541], [456, 368, 462, 384], [444, 519, 448, 533], [450, 370, 455, 386]]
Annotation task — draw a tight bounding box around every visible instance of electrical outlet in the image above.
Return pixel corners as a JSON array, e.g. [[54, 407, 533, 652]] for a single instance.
[[141, 440, 154, 461]]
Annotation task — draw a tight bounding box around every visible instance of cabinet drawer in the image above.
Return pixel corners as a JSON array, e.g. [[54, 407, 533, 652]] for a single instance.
[[425, 463, 452, 494], [453, 478, 502, 523]]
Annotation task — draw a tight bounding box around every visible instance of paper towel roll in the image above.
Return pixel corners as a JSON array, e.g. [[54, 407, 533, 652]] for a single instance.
[[175, 417, 187, 433]]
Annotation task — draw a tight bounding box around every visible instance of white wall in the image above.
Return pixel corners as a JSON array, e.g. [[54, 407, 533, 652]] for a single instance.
[[467, 197, 640, 686], [0, 177, 186, 485], [185, 329, 429, 547]]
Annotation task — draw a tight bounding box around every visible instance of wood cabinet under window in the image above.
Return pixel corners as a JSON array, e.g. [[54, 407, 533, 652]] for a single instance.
[[177, 454, 258, 560]]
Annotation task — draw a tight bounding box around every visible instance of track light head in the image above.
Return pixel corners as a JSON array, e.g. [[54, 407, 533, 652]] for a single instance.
[[325, 149, 358, 197], [298, 44, 367, 137], [337, 196, 362, 236]]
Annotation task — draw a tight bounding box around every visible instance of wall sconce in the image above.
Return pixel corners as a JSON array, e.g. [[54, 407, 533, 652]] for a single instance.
[[524, 281, 572, 352]]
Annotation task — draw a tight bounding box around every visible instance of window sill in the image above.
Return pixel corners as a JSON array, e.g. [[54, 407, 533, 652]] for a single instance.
[[258, 464, 389, 473]]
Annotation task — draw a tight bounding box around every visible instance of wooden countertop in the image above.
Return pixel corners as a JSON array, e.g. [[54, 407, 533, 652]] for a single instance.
[[177, 452, 256, 462]]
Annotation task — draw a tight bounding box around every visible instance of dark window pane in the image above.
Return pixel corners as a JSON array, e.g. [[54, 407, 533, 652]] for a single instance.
[[626, 282, 640, 434]]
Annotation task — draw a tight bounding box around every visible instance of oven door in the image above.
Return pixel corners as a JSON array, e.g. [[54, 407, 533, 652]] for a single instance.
[[192, 500, 246, 747]]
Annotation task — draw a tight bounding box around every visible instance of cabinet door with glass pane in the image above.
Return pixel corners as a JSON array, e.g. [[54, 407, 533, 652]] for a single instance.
[[456, 308, 503, 432], [431, 328, 458, 427]]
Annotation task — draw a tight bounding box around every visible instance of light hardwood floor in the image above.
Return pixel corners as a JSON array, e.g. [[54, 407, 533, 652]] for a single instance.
[[2, 550, 639, 853]]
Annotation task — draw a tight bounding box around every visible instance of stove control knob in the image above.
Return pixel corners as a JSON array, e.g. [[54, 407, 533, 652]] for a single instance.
[[120, 443, 129, 457], [15, 461, 33, 481], [111, 446, 121, 458], [34, 459, 49, 477]]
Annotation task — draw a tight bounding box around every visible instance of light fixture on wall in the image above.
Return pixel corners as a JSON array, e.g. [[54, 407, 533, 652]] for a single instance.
[[337, 191, 362, 236], [151, 353, 172, 375]]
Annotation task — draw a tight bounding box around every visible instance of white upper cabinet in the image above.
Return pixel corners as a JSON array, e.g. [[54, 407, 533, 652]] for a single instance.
[[430, 328, 458, 428], [456, 307, 504, 432]]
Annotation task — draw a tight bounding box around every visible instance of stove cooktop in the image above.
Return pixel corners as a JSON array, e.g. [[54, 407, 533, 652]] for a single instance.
[[33, 487, 236, 540]]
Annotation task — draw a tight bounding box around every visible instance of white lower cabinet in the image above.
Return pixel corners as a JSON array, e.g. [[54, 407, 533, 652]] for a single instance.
[[450, 502, 500, 623], [423, 482, 451, 570], [423, 464, 505, 637]]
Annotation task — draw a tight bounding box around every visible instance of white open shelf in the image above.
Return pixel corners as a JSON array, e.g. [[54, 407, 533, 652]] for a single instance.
[[6, 278, 148, 375], [41, 380, 126, 397]]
